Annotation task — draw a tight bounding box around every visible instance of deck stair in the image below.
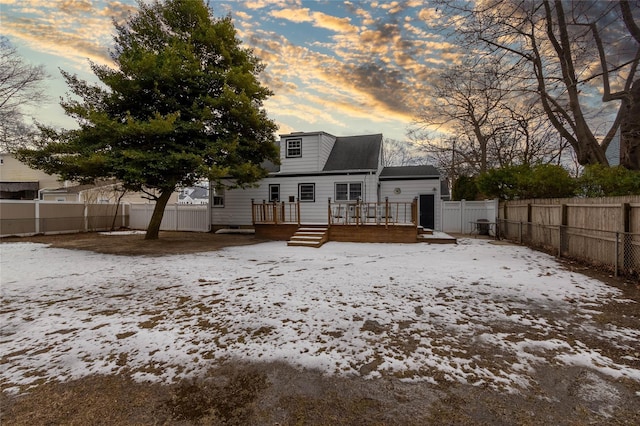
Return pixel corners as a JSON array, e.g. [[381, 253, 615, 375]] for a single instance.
[[417, 227, 457, 244], [287, 226, 329, 248]]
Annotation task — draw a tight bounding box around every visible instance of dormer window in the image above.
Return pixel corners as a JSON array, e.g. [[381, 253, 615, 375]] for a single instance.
[[286, 138, 302, 158]]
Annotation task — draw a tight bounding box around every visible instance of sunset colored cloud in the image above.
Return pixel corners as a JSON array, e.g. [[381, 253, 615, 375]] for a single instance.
[[2, 0, 464, 140]]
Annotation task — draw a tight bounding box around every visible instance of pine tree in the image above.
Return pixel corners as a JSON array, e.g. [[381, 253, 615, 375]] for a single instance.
[[17, 0, 278, 239]]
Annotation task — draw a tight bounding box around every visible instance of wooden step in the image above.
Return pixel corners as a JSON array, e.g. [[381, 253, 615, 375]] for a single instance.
[[287, 226, 328, 248]]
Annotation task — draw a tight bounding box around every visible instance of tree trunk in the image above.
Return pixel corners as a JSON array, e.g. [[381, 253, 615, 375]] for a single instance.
[[145, 189, 173, 240], [620, 79, 640, 170], [110, 189, 128, 231]]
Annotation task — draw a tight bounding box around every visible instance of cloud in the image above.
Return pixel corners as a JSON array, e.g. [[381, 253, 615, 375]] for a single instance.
[[244, 0, 300, 10], [270, 7, 358, 34], [269, 7, 312, 23], [58, 0, 93, 14], [417, 7, 441, 24], [310, 11, 357, 33]]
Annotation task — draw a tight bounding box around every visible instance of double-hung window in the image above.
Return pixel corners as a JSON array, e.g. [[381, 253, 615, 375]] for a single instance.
[[269, 184, 280, 202], [335, 182, 362, 201], [286, 138, 302, 158], [212, 186, 225, 207], [298, 183, 315, 202]]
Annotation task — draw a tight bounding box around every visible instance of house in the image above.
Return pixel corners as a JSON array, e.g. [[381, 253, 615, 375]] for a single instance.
[[0, 152, 177, 203], [178, 185, 209, 204], [0, 152, 62, 200], [211, 131, 449, 243]]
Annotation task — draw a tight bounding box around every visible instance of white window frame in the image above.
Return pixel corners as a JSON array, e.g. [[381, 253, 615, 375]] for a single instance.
[[286, 138, 302, 158], [212, 186, 225, 207], [335, 182, 362, 201], [298, 183, 315, 202], [269, 184, 280, 202]]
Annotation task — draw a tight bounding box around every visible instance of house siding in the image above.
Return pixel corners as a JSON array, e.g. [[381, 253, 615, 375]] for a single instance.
[[319, 133, 336, 169], [0, 153, 61, 191], [211, 172, 379, 226], [380, 178, 441, 230], [280, 133, 321, 173]]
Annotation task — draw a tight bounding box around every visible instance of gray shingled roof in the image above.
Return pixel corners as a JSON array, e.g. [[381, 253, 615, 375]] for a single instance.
[[323, 134, 382, 171], [262, 141, 281, 172], [379, 165, 440, 179]]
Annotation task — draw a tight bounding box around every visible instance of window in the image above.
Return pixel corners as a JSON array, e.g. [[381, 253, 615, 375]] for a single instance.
[[298, 183, 315, 202], [286, 138, 302, 158], [212, 186, 225, 207], [335, 182, 362, 201], [269, 184, 280, 202]]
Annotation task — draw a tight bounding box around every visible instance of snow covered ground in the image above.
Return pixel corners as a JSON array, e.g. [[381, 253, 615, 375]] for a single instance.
[[1, 239, 639, 395]]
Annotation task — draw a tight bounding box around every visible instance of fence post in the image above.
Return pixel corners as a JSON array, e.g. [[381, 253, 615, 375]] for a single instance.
[[460, 199, 466, 233], [35, 200, 40, 234], [621, 203, 631, 277], [615, 232, 619, 277], [559, 204, 568, 258], [518, 221, 522, 244], [84, 204, 89, 232]]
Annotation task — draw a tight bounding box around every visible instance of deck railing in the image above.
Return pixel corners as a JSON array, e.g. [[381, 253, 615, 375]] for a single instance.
[[251, 197, 417, 228], [251, 199, 300, 225], [328, 197, 417, 227]]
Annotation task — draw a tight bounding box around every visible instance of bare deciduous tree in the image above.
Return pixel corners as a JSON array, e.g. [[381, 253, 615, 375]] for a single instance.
[[411, 57, 566, 183], [382, 138, 424, 166], [0, 38, 47, 150], [440, 0, 639, 169]]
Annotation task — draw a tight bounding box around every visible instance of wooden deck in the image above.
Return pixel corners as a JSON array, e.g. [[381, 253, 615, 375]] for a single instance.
[[252, 199, 456, 247]]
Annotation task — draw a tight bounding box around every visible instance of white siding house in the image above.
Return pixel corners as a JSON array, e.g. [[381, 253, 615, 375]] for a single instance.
[[211, 131, 448, 230]]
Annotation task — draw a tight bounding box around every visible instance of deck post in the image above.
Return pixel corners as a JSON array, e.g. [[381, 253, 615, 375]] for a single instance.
[[296, 198, 301, 226], [356, 198, 360, 227], [281, 202, 285, 224], [273, 202, 278, 224], [251, 199, 255, 224], [385, 197, 389, 229], [412, 197, 418, 227]]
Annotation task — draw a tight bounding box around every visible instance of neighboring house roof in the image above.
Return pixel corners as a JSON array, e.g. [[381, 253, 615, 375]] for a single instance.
[[379, 165, 440, 180], [179, 186, 209, 203], [44, 180, 118, 194], [323, 134, 382, 171]]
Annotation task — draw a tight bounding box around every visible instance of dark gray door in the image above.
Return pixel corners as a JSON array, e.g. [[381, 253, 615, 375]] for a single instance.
[[419, 194, 435, 229]]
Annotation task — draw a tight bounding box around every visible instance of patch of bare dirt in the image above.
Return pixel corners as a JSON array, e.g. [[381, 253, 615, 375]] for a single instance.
[[2, 232, 640, 424], [2, 362, 639, 425], [0, 231, 266, 256]]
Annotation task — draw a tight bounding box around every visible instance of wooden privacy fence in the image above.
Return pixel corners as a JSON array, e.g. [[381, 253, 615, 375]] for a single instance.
[[0, 200, 128, 237], [499, 196, 640, 278], [129, 203, 210, 232]]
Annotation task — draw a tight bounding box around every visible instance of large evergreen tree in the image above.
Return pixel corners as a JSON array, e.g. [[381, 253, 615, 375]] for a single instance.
[[17, 0, 278, 240]]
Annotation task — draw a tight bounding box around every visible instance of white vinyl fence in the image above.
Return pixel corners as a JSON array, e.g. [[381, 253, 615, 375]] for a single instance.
[[441, 199, 499, 233], [129, 203, 210, 232]]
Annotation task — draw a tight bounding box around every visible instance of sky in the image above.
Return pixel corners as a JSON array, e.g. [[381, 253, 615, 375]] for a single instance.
[[2, 238, 639, 397], [0, 0, 459, 142]]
